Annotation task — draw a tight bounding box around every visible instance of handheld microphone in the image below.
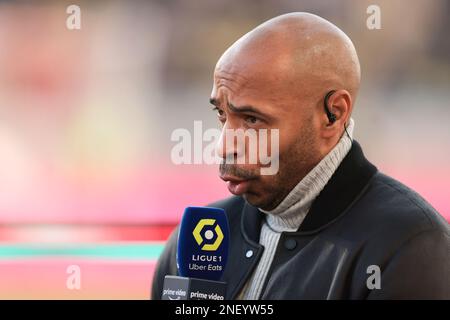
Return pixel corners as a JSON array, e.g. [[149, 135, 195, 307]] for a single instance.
[[161, 206, 229, 300]]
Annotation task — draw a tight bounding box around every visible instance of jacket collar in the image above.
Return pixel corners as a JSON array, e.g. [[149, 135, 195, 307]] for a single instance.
[[241, 140, 378, 240]]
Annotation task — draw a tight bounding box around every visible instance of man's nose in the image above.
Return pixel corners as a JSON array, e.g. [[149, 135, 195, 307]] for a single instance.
[[215, 122, 243, 162]]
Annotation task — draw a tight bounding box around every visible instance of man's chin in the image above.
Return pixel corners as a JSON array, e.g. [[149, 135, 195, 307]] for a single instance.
[[224, 180, 279, 209], [241, 192, 283, 211], [242, 193, 269, 209]]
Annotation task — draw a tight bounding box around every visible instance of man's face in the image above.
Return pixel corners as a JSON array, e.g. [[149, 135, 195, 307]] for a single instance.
[[210, 56, 323, 211]]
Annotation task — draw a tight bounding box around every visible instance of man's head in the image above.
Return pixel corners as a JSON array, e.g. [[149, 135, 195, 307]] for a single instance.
[[210, 12, 361, 210]]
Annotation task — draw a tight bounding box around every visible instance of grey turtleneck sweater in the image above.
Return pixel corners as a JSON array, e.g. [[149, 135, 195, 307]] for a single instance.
[[237, 118, 355, 300]]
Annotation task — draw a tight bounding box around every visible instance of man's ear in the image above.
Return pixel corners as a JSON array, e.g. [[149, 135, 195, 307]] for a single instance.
[[321, 89, 352, 139]]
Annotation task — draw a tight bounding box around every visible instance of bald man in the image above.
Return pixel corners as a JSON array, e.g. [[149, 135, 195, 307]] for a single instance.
[[152, 13, 450, 300]]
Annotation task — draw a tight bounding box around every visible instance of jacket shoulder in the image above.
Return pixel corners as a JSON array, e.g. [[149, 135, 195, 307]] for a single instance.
[[341, 172, 450, 298], [369, 172, 448, 233], [338, 171, 449, 252]]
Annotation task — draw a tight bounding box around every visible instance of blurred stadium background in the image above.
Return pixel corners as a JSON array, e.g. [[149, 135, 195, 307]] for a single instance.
[[0, 0, 448, 299]]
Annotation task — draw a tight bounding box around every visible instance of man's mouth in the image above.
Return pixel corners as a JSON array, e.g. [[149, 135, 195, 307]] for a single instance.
[[220, 175, 254, 196]]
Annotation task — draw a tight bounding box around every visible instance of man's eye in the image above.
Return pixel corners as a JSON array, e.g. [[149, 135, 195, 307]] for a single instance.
[[245, 115, 259, 124], [213, 107, 225, 120]]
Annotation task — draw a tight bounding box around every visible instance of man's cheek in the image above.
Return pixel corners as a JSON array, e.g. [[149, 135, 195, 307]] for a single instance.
[[259, 128, 280, 176]]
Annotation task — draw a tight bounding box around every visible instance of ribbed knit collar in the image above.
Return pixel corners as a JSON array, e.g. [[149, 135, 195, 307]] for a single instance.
[[261, 118, 355, 232]]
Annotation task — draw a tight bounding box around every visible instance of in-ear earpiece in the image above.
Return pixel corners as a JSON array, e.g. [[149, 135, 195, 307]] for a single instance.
[[328, 113, 337, 123], [323, 89, 353, 141], [324, 90, 337, 124]]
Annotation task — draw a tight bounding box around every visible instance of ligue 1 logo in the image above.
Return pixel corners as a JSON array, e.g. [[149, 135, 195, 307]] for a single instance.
[[177, 207, 229, 280], [192, 219, 224, 251]]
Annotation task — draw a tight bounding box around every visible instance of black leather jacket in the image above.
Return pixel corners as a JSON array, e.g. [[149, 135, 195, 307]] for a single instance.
[[152, 141, 450, 299]]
